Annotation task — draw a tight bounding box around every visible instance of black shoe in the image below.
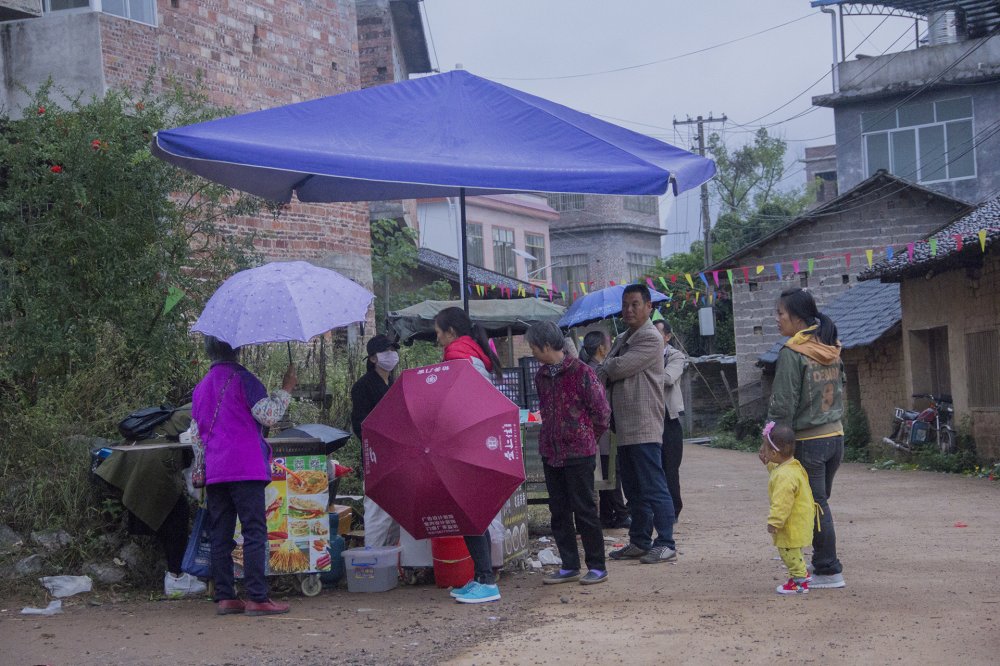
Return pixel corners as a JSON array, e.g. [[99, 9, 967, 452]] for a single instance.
[[543, 569, 581, 585], [609, 544, 648, 560]]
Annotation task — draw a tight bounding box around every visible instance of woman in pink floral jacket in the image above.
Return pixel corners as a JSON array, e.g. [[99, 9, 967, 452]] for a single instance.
[[526, 322, 611, 586]]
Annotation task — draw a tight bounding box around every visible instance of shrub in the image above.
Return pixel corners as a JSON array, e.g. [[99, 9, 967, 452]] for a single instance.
[[843, 403, 872, 462]]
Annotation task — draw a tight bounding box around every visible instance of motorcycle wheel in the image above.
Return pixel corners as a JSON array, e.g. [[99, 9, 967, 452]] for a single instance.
[[938, 427, 957, 455]]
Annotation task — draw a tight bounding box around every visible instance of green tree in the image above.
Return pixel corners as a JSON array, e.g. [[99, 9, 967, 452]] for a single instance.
[[0, 79, 268, 542], [369, 218, 450, 328], [706, 128, 815, 260], [0, 79, 267, 404]]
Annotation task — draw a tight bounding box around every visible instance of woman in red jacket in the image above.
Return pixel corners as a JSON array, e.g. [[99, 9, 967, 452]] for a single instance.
[[528, 321, 611, 585], [433, 307, 504, 604]]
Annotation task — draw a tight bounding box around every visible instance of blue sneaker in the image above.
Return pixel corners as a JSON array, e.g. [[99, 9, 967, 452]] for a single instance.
[[454, 582, 501, 604], [449, 580, 477, 598]]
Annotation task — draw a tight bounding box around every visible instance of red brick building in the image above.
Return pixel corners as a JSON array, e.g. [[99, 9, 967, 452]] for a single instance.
[[0, 0, 430, 285]]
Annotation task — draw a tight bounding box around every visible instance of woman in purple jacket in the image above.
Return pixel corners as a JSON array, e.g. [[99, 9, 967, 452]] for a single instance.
[[527, 322, 612, 586], [191, 336, 296, 616]]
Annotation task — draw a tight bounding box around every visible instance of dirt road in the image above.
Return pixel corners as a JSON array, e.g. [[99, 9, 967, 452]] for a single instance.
[[3, 444, 999, 665]]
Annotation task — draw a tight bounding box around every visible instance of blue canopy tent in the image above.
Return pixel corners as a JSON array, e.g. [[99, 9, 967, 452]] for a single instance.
[[152, 70, 716, 311]]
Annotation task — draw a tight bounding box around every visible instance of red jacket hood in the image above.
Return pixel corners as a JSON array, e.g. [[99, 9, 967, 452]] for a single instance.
[[443, 335, 493, 372]]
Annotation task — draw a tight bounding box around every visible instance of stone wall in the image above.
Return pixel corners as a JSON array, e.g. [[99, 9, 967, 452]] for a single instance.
[[731, 186, 966, 397], [899, 250, 1000, 459]]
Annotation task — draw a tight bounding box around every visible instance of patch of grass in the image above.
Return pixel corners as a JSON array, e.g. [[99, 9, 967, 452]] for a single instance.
[[705, 431, 760, 453]]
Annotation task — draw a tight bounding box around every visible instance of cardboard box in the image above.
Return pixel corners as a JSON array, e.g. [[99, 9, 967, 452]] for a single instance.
[[328, 504, 354, 536]]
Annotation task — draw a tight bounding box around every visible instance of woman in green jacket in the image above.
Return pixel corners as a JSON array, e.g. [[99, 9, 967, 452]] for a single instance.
[[763, 287, 846, 589]]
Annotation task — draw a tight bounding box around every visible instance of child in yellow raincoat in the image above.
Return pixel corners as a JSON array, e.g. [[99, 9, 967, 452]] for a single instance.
[[761, 421, 817, 595]]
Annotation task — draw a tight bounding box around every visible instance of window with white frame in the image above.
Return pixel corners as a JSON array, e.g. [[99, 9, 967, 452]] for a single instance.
[[465, 223, 484, 267], [45, 0, 157, 26], [524, 233, 546, 279], [627, 252, 657, 280], [492, 227, 516, 277], [862, 97, 975, 183], [552, 254, 589, 290]]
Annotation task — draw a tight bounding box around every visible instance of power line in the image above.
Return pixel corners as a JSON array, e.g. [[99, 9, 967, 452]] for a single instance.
[[488, 13, 818, 81], [420, 0, 441, 72]]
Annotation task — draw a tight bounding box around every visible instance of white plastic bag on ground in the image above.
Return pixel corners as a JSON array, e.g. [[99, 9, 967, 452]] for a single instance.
[[40, 575, 92, 598], [21, 600, 62, 615], [537, 547, 562, 566]]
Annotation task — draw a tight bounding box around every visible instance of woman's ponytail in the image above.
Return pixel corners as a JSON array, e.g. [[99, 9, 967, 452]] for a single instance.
[[815, 312, 838, 346], [471, 322, 503, 379]]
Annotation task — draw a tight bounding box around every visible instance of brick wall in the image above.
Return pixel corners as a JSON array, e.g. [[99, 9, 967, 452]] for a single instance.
[[98, 2, 372, 285], [730, 187, 965, 395], [356, 0, 399, 87], [900, 251, 1000, 460]]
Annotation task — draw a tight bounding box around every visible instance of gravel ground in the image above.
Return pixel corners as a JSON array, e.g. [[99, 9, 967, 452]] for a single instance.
[[3, 444, 999, 665]]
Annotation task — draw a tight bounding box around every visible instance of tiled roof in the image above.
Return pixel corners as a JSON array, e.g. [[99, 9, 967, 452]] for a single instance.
[[758, 279, 900, 365], [862, 194, 1000, 282], [707, 171, 969, 271], [417, 247, 536, 294]]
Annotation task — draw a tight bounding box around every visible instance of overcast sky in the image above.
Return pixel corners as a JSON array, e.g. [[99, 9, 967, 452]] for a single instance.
[[420, 1, 922, 255]]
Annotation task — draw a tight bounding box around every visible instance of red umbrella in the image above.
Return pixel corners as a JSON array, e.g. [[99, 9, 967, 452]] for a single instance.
[[362, 361, 525, 540]]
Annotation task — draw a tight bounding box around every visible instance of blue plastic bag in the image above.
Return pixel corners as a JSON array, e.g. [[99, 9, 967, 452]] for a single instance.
[[181, 506, 212, 578]]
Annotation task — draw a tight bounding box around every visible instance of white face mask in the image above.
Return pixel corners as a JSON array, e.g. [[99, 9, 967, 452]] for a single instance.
[[375, 350, 399, 372]]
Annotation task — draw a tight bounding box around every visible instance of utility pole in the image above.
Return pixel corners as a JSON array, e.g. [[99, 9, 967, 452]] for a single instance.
[[672, 114, 726, 267]]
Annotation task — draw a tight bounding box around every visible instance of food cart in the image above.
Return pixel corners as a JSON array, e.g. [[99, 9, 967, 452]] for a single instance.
[[232, 436, 339, 597]]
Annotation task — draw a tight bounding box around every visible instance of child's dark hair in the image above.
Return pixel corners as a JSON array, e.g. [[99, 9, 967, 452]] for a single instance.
[[768, 423, 797, 457], [778, 287, 838, 346], [433, 306, 503, 379]]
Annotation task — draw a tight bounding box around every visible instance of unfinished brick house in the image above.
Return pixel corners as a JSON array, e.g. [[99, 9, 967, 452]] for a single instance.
[[708, 172, 970, 412], [864, 195, 1000, 460], [0, 0, 430, 287]]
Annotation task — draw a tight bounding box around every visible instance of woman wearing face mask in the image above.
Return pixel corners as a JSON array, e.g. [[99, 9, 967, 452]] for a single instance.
[[350, 334, 401, 547]]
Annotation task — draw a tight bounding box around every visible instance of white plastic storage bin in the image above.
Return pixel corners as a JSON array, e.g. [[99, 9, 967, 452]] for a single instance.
[[341, 545, 401, 593]]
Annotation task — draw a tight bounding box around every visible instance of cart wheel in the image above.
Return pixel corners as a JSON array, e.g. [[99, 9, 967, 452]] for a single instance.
[[299, 573, 322, 597]]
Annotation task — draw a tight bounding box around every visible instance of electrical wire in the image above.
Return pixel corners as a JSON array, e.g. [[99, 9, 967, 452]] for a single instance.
[[488, 13, 818, 81]]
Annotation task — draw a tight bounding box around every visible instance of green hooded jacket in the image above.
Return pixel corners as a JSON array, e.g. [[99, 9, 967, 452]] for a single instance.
[[766, 326, 845, 440]]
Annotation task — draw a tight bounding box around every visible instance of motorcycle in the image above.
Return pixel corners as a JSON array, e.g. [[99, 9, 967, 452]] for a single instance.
[[883, 393, 956, 454]]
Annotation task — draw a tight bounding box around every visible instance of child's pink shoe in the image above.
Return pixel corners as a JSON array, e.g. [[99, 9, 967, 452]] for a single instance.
[[776, 578, 809, 595]]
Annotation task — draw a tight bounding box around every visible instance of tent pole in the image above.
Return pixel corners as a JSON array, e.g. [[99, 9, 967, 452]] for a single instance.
[[506, 325, 514, 366], [459, 188, 470, 314]]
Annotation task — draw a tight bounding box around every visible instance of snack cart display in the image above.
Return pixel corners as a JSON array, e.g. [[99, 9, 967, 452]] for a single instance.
[[233, 437, 332, 596]]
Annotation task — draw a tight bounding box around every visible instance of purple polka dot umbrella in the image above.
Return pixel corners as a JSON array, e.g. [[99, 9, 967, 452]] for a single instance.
[[192, 261, 374, 347]]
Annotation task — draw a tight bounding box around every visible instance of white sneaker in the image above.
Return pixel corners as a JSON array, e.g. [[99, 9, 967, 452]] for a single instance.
[[164, 572, 208, 598]]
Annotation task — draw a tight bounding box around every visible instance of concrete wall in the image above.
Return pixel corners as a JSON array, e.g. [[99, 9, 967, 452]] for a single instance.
[[831, 85, 1000, 204], [730, 187, 964, 396], [0, 0, 40, 20], [818, 35, 1000, 205], [549, 194, 663, 290], [899, 250, 1000, 459], [0, 13, 105, 114], [843, 334, 905, 442]]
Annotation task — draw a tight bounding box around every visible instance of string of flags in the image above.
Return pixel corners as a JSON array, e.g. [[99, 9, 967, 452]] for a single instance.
[[468, 225, 996, 306]]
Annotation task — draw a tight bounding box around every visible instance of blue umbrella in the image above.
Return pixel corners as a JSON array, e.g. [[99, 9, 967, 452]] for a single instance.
[[558, 284, 669, 329], [152, 70, 716, 311]]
